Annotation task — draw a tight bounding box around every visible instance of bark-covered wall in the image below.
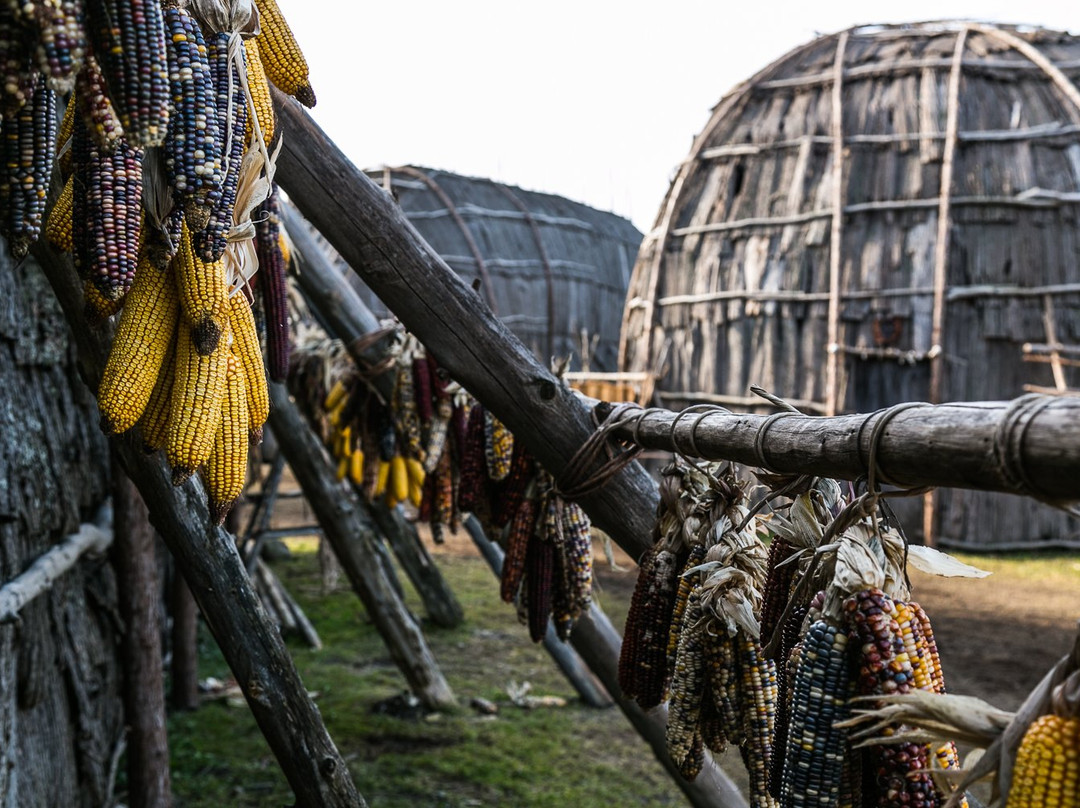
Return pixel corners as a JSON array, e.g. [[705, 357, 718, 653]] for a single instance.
[[0, 245, 121, 807]]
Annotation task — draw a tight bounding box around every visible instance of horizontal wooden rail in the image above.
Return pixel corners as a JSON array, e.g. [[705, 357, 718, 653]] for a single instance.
[[596, 396, 1080, 502]]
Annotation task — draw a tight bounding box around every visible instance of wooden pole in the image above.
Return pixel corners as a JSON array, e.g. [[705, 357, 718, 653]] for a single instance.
[[272, 89, 661, 562], [283, 201, 465, 629], [824, 31, 849, 417], [112, 461, 172, 808], [463, 518, 747, 808], [169, 572, 200, 712], [266, 381, 457, 711], [32, 240, 367, 808], [595, 397, 1080, 501]]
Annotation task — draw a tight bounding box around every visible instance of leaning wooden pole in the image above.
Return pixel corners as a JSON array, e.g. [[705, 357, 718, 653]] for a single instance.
[[272, 95, 747, 807], [266, 381, 458, 711], [273, 89, 660, 562], [283, 204, 464, 629], [32, 242, 367, 808]]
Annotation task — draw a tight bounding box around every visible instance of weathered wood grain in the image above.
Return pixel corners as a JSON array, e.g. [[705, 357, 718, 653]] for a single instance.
[[273, 88, 660, 562], [32, 240, 367, 808]]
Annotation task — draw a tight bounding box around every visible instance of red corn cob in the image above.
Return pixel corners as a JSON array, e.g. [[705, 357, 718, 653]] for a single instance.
[[457, 402, 487, 512], [526, 527, 555, 643], [413, 354, 433, 422], [760, 536, 797, 655], [499, 495, 537, 604], [492, 442, 534, 528], [254, 187, 290, 380]]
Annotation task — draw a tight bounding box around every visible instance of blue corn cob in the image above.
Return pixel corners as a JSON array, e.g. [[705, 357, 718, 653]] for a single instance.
[[193, 31, 246, 261], [0, 73, 57, 259], [85, 0, 170, 147], [161, 1, 221, 231]]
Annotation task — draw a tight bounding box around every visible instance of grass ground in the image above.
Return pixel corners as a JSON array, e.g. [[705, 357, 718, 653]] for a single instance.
[[162, 526, 1080, 807]]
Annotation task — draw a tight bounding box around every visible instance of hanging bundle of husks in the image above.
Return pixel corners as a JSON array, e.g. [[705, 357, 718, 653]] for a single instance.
[[9, 0, 317, 522], [614, 452, 1011, 808]]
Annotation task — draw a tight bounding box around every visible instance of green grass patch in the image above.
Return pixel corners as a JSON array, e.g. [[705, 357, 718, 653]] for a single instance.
[[166, 544, 687, 807]]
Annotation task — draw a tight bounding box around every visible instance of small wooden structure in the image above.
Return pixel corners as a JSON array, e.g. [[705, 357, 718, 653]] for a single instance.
[[619, 21, 1080, 547], [350, 166, 642, 372]]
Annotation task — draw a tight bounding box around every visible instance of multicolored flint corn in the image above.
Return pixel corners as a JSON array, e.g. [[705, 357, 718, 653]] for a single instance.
[[779, 619, 852, 808], [84, 0, 170, 147], [666, 586, 707, 780], [71, 114, 144, 300], [457, 402, 488, 512], [253, 0, 316, 107], [759, 536, 797, 654], [192, 30, 247, 261], [24, 0, 86, 92], [0, 73, 56, 259], [500, 495, 537, 604], [74, 53, 122, 152], [162, 0, 222, 230], [0, 4, 37, 119]]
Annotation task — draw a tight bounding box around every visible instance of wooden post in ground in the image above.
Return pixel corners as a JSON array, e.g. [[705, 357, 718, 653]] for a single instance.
[[112, 461, 172, 808], [169, 572, 200, 712], [267, 381, 457, 711], [33, 241, 367, 808]]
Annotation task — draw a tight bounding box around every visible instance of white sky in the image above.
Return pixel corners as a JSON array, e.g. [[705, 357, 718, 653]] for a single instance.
[[285, 0, 1078, 232]]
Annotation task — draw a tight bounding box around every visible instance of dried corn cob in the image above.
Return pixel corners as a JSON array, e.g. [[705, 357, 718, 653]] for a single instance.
[[779, 620, 853, 808], [228, 290, 270, 433], [72, 116, 143, 299], [46, 173, 74, 251], [144, 204, 184, 269], [500, 494, 537, 603], [0, 73, 56, 259], [137, 336, 175, 452], [484, 410, 513, 482], [768, 604, 809, 801], [432, 449, 454, 530], [699, 691, 728, 754], [389, 454, 408, 505], [738, 634, 778, 808], [492, 441, 534, 528], [175, 218, 227, 353], [526, 525, 555, 642], [205, 350, 248, 524], [242, 38, 274, 148], [667, 586, 707, 780], [618, 544, 683, 709], [85, 0, 170, 147], [406, 456, 425, 508], [393, 358, 424, 462], [252, 0, 315, 107], [1006, 713, 1080, 808], [760, 537, 797, 654], [23, 0, 85, 91], [193, 30, 246, 261], [0, 5, 36, 118], [55, 91, 75, 174], [705, 628, 745, 748], [253, 186, 289, 380], [668, 543, 707, 670], [559, 500, 592, 617], [457, 402, 487, 511], [83, 278, 124, 324], [413, 354, 433, 423], [423, 398, 453, 474], [74, 52, 122, 152], [166, 316, 229, 483], [912, 603, 945, 694], [97, 254, 179, 434], [162, 0, 222, 230]]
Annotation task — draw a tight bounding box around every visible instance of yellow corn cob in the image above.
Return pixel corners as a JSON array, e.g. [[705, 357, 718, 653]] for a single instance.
[[83, 279, 124, 324], [175, 219, 228, 355], [204, 351, 249, 525], [243, 39, 275, 148], [277, 229, 290, 265], [46, 174, 74, 251], [390, 454, 409, 504], [228, 290, 270, 432], [166, 317, 230, 483], [349, 448, 364, 486], [323, 378, 347, 411], [339, 425, 352, 459], [374, 459, 390, 497], [137, 337, 176, 453], [336, 456, 349, 481], [406, 456, 425, 507], [97, 256, 179, 434], [1006, 713, 1080, 808], [253, 0, 315, 107]]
